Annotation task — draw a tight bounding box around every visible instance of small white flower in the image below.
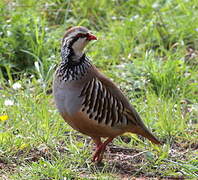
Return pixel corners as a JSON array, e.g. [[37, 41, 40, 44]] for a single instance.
[[111, 16, 117, 20], [45, 27, 49, 31], [4, 99, 14, 106], [37, 79, 42, 83], [152, 3, 159, 9], [7, 31, 12, 36], [130, 15, 139, 21], [12, 82, 21, 90]]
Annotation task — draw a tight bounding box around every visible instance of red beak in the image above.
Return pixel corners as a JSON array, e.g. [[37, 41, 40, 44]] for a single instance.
[[87, 33, 97, 41]]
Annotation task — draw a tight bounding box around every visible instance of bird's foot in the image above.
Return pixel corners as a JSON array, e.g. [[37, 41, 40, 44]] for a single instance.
[[92, 144, 105, 163], [92, 137, 114, 163]]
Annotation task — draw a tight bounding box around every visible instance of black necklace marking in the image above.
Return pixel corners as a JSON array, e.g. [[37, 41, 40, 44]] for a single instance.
[[56, 38, 92, 82]]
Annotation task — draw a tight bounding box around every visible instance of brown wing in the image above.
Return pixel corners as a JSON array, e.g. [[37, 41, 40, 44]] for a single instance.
[[79, 66, 161, 144], [79, 75, 145, 128], [79, 77, 129, 127]]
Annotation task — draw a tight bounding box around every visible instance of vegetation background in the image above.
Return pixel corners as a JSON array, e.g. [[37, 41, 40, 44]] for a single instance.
[[0, 0, 197, 179]]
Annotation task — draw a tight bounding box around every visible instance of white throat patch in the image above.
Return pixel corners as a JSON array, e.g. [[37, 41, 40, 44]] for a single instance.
[[72, 37, 88, 59]]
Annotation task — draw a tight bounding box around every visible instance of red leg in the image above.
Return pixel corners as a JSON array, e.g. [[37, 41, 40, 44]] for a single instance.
[[92, 137, 114, 163], [91, 137, 102, 162], [92, 137, 102, 148]]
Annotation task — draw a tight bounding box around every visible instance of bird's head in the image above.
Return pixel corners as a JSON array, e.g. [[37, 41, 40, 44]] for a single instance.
[[62, 26, 97, 59]]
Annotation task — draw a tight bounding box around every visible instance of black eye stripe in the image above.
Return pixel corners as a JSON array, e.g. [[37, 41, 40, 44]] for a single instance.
[[76, 33, 88, 38]]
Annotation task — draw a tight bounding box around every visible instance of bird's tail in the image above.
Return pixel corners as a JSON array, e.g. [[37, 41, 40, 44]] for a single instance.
[[131, 125, 162, 145], [126, 107, 162, 145]]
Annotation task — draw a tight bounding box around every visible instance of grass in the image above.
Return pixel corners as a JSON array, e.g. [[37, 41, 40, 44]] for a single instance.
[[0, 0, 198, 179]]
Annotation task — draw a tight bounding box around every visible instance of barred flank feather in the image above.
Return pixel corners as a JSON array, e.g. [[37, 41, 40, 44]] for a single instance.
[[80, 78, 129, 127]]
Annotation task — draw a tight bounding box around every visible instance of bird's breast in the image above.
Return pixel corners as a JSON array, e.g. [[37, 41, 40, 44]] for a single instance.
[[53, 79, 83, 116]]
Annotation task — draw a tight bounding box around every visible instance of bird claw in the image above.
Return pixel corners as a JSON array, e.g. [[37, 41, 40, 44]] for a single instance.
[[92, 145, 104, 163], [92, 137, 114, 163]]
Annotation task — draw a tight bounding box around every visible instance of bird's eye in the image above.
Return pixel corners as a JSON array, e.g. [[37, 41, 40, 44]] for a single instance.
[[76, 33, 87, 38]]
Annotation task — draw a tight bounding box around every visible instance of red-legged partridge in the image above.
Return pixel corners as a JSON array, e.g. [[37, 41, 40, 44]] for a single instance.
[[53, 26, 161, 163]]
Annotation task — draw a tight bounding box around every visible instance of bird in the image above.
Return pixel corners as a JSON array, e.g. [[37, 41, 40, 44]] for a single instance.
[[53, 26, 161, 163]]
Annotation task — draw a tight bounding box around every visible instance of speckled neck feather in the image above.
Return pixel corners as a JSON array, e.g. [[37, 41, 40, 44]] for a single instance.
[[56, 38, 92, 82]]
